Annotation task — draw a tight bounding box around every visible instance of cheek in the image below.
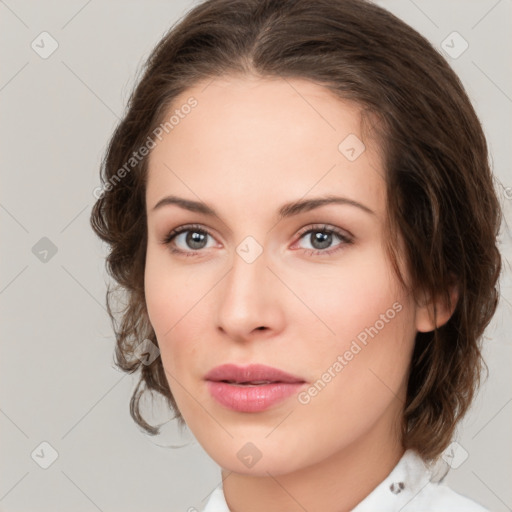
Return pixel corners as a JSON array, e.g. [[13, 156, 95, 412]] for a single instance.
[[144, 250, 173, 330], [290, 248, 414, 406], [291, 248, 402, 343], [144, 250, 188, 362], [143, 248, 213, 380], [292, 302, 414, 455], [144, 245, 200, 328]]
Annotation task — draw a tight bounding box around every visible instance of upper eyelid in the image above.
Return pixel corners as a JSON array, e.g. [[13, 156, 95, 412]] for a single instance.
[[296, 224, 352, 238]]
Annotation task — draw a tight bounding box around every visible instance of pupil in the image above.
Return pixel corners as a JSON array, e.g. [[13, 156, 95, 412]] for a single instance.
[[312, 231, 331, 250]]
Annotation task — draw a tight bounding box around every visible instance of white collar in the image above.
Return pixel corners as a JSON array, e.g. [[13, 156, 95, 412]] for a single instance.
[[200, 449, 488, 511]]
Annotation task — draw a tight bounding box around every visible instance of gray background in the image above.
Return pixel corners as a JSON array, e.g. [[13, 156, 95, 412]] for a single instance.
[[1, 1, 511, 511]]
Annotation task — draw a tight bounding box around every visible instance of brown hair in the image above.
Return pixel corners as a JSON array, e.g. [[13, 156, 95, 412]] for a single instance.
[[90, 0, 502, 461]]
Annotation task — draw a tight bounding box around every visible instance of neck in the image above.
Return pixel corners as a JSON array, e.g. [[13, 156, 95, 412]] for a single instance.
[[221, 414, 404, 512]]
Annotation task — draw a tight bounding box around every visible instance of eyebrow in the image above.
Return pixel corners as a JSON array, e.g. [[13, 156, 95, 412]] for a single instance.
[[151, 194, 375, 219]]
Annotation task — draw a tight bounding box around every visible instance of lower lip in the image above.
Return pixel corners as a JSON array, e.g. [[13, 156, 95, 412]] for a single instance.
[[206, 381, 305, 412]]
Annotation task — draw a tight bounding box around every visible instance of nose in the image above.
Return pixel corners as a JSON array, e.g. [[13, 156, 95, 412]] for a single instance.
[[215, 244, 285, 341]]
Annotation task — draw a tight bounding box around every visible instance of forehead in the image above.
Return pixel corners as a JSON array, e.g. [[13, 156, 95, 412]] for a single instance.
[[146, 75, 386, 219]]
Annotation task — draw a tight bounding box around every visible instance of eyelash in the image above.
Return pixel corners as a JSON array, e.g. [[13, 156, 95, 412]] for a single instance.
[[161, 223, 353, 258]]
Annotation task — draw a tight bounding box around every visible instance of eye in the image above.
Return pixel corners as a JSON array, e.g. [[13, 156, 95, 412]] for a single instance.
[[294, 224, 353, 256], [161, 224, 217, 256], [161, 223, 353, 257]]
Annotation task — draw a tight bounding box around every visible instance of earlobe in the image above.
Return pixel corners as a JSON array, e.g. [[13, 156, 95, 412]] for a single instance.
[[415, 284, 459, 333]]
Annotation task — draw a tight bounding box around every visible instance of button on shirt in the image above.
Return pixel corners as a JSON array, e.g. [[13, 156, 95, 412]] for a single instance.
[[201, 449, 489, 512]]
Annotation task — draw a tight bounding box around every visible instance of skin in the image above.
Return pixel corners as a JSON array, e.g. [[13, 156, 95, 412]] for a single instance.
[[144, 75, 455, 512]]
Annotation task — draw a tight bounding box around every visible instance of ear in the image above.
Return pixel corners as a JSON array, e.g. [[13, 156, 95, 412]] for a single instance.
[[415, 284, 459, 333]]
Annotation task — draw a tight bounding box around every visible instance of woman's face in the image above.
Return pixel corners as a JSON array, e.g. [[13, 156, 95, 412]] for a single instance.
[[144, 75, 424, 475]]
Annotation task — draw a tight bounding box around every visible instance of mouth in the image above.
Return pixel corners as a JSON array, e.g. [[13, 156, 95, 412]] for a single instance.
[[204, 364, 307, 412], [204, 363, 306, 385]]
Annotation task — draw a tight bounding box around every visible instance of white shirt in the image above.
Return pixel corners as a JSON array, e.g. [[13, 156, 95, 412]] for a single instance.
[[201, 449, 489, 512]]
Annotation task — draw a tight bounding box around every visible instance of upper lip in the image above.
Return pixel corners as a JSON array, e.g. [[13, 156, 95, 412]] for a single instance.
[[205, 364, 306, 384]]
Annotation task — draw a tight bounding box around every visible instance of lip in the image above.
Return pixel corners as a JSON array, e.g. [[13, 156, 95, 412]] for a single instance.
[[204, 363, 305, 384], [205, 364, 307, 413]]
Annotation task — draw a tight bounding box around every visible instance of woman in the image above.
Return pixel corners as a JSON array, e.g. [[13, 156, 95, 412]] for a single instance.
[[90, 0, 502, 510]]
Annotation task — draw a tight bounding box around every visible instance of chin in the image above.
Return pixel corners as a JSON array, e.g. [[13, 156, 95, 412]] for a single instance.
[[201, 437, 314, 476]]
